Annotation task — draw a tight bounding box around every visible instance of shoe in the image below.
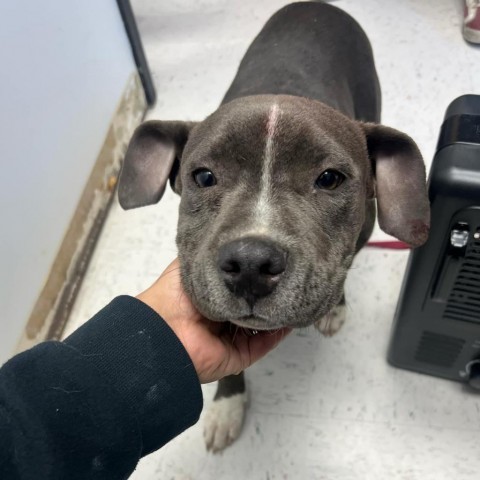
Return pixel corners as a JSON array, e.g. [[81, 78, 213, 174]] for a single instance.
[[463, 0, 480, 44]]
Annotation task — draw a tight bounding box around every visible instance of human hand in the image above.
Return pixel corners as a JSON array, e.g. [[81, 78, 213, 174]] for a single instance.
[[137, 258, 291, 383]]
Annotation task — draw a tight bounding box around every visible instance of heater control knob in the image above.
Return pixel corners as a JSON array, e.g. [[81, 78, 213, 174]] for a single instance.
[[468, 361, 480, 390]]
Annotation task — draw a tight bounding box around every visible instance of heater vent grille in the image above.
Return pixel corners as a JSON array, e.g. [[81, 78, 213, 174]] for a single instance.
[[414, 331, 465, 368], [444, 238, 480, 324]]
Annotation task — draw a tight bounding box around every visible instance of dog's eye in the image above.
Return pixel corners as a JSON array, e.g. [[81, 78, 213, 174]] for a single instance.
[[193, 168, 217, 188], [315, 170, 345, 190]]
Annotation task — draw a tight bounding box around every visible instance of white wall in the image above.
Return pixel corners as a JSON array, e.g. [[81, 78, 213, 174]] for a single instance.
[[0, 0, 138, 364]]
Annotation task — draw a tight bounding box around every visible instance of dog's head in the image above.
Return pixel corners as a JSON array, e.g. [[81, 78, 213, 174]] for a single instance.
[[119, 95, 429, 329]]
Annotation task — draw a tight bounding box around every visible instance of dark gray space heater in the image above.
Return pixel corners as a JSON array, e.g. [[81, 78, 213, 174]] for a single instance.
[[388, 95, 480, 389]]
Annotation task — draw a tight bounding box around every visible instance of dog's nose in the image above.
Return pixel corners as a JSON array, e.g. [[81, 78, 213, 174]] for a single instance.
[[218, 237, 287, 307]]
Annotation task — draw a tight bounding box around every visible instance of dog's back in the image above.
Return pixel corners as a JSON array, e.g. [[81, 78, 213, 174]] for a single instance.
[[223, 1, 381, 122]]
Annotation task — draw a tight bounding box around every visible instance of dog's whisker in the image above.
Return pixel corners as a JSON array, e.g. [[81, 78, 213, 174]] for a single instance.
[[231, 325, 240, 344], [163, 265, 181, 274], [266, 328, 281, 336]]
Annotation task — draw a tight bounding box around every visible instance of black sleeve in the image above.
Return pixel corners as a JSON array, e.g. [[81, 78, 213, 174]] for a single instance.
[[0, 296, 203, 479]]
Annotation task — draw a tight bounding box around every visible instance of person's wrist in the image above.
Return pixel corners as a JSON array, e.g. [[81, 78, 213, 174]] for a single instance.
[[135, 289, 205, 378]]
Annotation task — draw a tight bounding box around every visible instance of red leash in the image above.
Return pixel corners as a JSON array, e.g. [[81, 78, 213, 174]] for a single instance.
[[366, 240, 411, 250]]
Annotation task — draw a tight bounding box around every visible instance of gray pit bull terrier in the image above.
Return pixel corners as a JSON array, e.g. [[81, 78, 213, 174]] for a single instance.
[[118, 2, 430, 452]]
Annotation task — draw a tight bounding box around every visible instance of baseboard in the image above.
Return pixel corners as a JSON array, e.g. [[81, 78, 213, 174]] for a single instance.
[[16, 72, 147, 352]]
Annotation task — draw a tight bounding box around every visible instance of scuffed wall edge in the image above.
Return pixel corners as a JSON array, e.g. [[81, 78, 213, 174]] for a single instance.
[[16, 71, 147, 353]]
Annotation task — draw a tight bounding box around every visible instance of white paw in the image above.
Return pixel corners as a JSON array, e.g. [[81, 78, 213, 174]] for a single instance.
[[203, 392, 247, 452], [314, 303, 347, 337]]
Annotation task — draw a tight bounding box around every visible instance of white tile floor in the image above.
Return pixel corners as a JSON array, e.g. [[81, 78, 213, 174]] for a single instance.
[[65, 0, 480, 478]]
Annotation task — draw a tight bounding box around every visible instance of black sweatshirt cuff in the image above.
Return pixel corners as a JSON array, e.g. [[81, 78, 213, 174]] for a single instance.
[[64, 295, 203, 456]]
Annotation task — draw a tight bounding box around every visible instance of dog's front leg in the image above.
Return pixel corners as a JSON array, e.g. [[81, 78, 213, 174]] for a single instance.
[[203, 371, 248, 452]]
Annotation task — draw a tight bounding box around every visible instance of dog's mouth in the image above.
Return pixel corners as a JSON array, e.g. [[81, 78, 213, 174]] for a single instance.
[[227, 321, 281, 337], [229, 314, 283, 331]]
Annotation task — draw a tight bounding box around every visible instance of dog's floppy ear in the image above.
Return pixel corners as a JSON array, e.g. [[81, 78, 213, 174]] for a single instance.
[[118, 120, 196, 209], [362, 123, 430, 247]]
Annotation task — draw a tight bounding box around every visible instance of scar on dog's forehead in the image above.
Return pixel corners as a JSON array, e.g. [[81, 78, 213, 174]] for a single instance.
[[266, 103, 280, 138]]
